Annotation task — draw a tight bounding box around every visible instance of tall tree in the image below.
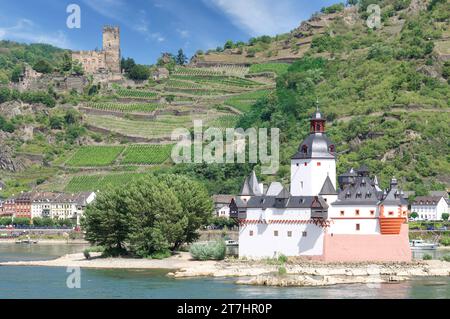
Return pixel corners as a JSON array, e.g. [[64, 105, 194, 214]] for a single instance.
[[176, 49, 188, 66]]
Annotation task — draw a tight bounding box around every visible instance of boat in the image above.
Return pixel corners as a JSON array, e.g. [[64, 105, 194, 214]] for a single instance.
[[225, 240, 238, 246], [409, 240, 438, 250]]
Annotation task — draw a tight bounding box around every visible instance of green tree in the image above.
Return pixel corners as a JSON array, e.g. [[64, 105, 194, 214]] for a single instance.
[[11, 65, 23, 83], [61, 51, 72, 72], [410, 212, 419, 219], [33, 59, 53, 73], [128, 65, 150, 81], [176, 49, 188, 66], [442, 213, 449, 221], [83, 186, 131, 256], [224, 40, 234, 49], [0, 87, 11, 103], [121, 57, 136, 73]]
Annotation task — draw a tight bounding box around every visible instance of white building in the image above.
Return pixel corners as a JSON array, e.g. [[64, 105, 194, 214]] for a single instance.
[[212, 195, 235, 218], [411, 196, 449, 221], [230, 108, 411, 262], [31, 192, 96, 225]]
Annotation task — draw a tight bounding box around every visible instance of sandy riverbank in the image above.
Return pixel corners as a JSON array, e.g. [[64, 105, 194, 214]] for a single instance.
[[1, 251, 450, 287]]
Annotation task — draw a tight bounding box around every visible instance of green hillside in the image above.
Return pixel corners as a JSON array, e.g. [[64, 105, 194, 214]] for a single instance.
[[0, 41, 65, 83], [0, 0, 449, 198]]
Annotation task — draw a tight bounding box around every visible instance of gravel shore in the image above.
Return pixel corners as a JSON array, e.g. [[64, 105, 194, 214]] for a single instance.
[[1, 251, 449, 287]]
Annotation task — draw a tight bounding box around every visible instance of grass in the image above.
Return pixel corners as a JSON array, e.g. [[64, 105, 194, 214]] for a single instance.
[[64, 173, 152, 192], [65, 146, 124, 167], [224, 90, 271, 112], [249, 63, 290, 76]]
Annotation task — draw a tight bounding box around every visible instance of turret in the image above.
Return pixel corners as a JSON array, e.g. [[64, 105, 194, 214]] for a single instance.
[[290, 105, 337, 196]]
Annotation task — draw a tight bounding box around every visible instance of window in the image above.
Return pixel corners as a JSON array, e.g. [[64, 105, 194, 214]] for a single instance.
[[300, 182, 303, 189], [302, 231, 307, 237], [389, 211, 394, 216], [274, 231, 279, 237], [329, 145, 335, 153], [355, 210, 360, 216], [356, 224, 360, 231], [317, 162, 321, 166], [370, 210, 375, 216], [249, 231, 253, 236], [287, 231, 292, 237], [340, 211, 345, 216], [304, 162, 308, 166], [296, 163, 299, 167], [302, 145, 308, 154]]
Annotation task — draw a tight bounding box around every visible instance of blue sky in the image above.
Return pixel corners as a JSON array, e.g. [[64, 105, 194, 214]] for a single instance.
[[0, 0, 338, 64]]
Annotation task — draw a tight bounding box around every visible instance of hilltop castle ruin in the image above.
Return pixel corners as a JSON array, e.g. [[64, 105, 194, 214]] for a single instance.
[[72, 26, 121, 74]]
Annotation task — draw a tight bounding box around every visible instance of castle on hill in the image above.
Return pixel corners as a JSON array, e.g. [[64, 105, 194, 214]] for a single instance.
[[72, 26, 121, 75], [230, 108, 412, 262]]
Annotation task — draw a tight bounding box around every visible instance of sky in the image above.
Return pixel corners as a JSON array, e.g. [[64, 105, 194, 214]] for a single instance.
[[0, 0, 338, 64]]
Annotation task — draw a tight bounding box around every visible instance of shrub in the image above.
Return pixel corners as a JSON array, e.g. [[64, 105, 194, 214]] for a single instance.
[[278, 254, 288, 263], [190, 240, 226, 261], [83, 250, 91, 260], [439, 236, 450, 246], [441, 213, 449, 221], [441, 255, 450, 262], [278, 266, 287, 276], [423, 254, 432, 260], [149, 251, 171, 259]]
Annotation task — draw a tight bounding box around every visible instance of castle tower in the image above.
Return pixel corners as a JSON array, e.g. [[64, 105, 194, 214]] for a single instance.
[[290, 107, 336, 196], [102, 26, 121, 73]]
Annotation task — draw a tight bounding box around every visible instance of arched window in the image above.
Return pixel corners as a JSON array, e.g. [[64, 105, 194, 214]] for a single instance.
[[302, 145, 308, 154], [316, 123, 321, 131]]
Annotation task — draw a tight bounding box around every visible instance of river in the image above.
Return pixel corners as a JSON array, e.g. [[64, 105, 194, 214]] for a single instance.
[[0, 243, 449, 299]]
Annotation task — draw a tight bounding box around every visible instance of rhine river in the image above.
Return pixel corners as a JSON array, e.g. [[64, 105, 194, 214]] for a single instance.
[[0, 244, 449, 299]]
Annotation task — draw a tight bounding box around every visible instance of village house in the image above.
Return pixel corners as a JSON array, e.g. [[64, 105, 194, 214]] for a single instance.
[[411, 196, 449, 221], [212, 195, 235, 218], [14, 192, 34, 218], [230, 108, 411, 262]]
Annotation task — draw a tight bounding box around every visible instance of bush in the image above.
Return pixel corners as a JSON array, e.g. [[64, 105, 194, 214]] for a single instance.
[[83, 250, 91, 260], [423, 254, 432, 260], [441, 213, 449, 221], [190, 240, 226, 261], [278, 266, 287, 275], [149, 251, 171, 259], [128, 65, 150, 81], [278, 254, 288, 263], [439, 236, 450, 246], [441, 255, 450, 262]]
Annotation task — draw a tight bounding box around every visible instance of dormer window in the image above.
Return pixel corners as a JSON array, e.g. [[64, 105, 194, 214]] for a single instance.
[[356, 191, 362, 199], [329, 145, 335, 153], [302, 145, 308, 154]]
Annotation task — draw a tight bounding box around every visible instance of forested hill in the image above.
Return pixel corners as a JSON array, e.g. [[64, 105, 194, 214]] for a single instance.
[[238, 0, 449, 195], [0, 41, 65, 83]]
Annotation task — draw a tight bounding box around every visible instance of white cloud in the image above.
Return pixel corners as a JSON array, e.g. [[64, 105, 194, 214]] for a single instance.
[[204, 0, 303, 36], [0, 18, 70, 48], [176, 29, 190, 39]]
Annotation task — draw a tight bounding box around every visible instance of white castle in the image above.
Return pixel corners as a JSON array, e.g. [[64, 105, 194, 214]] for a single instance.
[[230, 108, 411, 262]]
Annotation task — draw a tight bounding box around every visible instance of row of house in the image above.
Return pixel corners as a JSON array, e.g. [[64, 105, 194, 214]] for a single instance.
[[0, 192, 96, 225]]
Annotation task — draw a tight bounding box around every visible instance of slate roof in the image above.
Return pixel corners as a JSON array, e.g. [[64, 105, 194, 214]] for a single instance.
[[412, 196, 445, 206], [212, 195, 235, 204], [234, 195, 328, 210], [333, 175, 380, 206], [319, 176, 337, 195], [292, 133, 335, 160], [266, 182, 284, 196], [240, 171, 262, 196]]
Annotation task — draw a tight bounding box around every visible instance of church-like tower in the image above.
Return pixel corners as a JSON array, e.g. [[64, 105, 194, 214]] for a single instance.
[[290, 108, 336, 196]]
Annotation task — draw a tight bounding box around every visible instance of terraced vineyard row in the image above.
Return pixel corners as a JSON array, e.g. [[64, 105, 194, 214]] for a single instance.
[[65, 146, 125, 167], [87, 102, 160, 113], [165, 79, 205, 90], [115, 88, 159, 99], [224, 90, 272, 112], [171, 75, 263, 88], [121, 144, 173, 164], [173, 66, 249, 77]]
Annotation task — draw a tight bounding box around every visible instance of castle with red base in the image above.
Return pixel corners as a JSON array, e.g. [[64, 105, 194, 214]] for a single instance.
[[230, 108, 411, 262]]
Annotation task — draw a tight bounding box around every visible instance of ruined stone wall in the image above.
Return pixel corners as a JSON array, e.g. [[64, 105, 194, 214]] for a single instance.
[[102, 26, 121, 73], [72, 50, 107, 74]]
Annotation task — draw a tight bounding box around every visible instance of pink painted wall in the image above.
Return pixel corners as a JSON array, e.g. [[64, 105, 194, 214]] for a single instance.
[[322, 224, 411, 262]]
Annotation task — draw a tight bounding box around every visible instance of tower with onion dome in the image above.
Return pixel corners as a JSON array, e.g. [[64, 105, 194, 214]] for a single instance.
[[290, 106, 336, 196]]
